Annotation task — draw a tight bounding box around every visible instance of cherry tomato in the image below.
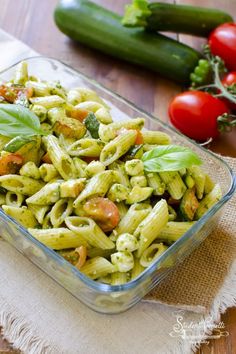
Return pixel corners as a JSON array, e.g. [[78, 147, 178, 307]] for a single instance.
[[209, 23, 236, 71], [83, 197, 120, 232], [0, 85, 32, 103], [0, 153, 24, 175], [0, 85, 17, 102], [221, 72, 236, 110], [169, 91, 229, 141]]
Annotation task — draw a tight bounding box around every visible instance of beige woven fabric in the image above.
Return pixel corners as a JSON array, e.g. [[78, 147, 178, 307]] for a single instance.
[[145, 156, 236, 311]]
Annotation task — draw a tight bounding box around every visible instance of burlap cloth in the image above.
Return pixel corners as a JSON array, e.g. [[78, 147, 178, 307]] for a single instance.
[[0, 29, 236, 354]]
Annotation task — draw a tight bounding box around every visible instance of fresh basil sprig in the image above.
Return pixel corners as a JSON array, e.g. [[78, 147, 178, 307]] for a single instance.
[[0, 104, 46, 137], [142, 145, 202, 172]]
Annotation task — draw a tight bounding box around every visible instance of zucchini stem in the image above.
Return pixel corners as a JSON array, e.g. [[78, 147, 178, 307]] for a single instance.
[[122, 0, 151, 27]]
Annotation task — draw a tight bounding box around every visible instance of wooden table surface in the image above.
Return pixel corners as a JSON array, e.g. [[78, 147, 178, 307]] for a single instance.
[[0, 0, 235, 353]]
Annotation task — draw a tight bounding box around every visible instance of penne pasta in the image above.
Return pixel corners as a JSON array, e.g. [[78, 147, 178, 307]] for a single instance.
[[65, 216, 115, 249], [28, 227, 87, 250], [135, 199, 169, 257], [80, 257, 116, 280], [2, 205, 38, 228], [0, 175, 44, 196], [73, 170, 118, 207], [43, 135, 77, 180], [100, 130, 137, 166], [50, 198, 73, 227], [5, 191, 25, 207]]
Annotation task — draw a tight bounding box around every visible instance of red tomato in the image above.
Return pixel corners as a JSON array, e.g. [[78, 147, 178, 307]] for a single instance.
[[209, 23, 236, 71], [221, 72, 236, 110], [83, 197, 120, 232], [169, 91, 229, 141]]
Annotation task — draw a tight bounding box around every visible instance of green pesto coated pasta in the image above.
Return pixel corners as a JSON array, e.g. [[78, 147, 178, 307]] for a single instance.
[[2, 205, 38, 228], [80, 257, 116, 280], [100, 130, 137, 166], [73, 170, 118, 207], [28, 227, 87, 250], [0, 175, 44, 196], [135, 199, 169, 257], [43, 135, 77, 180], [26, 181, 61, 205], [65, 216, 115, 249]]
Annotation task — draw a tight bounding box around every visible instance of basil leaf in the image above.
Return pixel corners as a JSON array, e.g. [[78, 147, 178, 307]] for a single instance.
[[3, 136, 34, 153], [0, 104, 46, 137], [142, 145, 202, 172]]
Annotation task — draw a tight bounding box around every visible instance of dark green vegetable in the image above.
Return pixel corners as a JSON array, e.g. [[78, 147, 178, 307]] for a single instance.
[[0, 186, 7, 194], [54, 0, 201, 84], [122, 0, 233, 37], [124, 144, 143, 160], [4, 136, 34, 153], [84, 112, 100, 139], [141, 145, 202, 173], [180, 188, 199, 221]]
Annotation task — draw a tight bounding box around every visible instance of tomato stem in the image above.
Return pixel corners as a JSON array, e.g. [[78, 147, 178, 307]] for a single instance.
[[213, 62, 236, 104], [217, 113, 236, 132]]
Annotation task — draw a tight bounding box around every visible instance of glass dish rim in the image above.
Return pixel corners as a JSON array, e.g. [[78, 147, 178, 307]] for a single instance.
[[0, 55, 235, 294]]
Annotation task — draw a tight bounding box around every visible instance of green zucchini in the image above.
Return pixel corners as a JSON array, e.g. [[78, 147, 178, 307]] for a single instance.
[[54, 0, 201, 84], [84, 112, 100, 139], [122, 0, 233, 37]]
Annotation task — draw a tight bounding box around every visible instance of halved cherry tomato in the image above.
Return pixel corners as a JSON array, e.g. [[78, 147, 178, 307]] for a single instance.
[[0, 153, 24, 175], [134, 130, 144, 144], [41, 152, 52, 164], [0, 85, 17, 102], [209, 23, 236, 71], [83, 197, 120, 232], [67, 108, 89, 122], [169, 91, 229, 141], [0, 85, 33, 103], [221, 72, 236, 110]]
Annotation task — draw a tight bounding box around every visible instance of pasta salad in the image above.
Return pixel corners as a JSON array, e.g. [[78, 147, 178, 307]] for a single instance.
[[0, 61, 222, 285]]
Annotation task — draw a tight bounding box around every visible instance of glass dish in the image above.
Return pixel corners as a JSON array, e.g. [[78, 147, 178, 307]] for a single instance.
[[0, 57, 235, 314]]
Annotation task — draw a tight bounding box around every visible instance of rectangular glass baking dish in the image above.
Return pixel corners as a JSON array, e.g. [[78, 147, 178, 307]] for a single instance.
[[0, 57, 235, 314]]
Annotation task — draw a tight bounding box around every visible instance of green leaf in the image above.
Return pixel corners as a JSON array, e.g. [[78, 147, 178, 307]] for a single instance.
[[0, 104, 46, 137], [142, 145, 202, 172]]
